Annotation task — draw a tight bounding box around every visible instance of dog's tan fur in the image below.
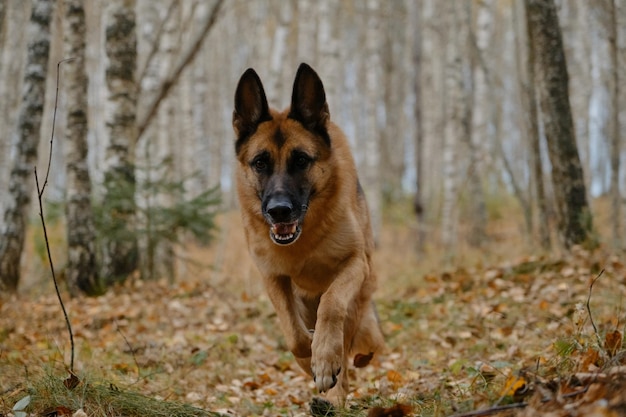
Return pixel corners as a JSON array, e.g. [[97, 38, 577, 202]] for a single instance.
[[233, 63, 384, 404]]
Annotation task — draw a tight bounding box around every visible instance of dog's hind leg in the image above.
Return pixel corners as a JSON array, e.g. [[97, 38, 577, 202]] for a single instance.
[[351, 301, 385, 368]]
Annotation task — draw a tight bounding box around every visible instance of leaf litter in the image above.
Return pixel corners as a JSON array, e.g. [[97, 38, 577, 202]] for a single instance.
[[1, 216, 626, 416]]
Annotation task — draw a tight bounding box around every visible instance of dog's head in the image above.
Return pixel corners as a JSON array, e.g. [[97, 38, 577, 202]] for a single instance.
[[233, 63, 332, 246]]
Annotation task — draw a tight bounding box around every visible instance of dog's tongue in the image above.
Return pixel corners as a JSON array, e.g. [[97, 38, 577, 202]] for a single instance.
[[272, 222, 297, 235]]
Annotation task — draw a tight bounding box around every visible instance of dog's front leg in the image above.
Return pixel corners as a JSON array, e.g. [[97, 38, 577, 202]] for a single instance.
[[311, 255, 366, 401], [263, 275, 313, 360]]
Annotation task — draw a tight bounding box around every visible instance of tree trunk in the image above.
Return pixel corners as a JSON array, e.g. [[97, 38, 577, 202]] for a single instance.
[[380, 1, 407, 203], [101, 0, 139, 285], [525, 0, 592, 249], [608, 0, 622, 249], [63, 0, 98, 295], [296, 0, 317, 64], [0, 0, 56, 292], [149, 0, 179, 281], [520, 0, 551, 249], [266, 0, 292, 105], [317, 0, 340, 108], [0, 1, 28, 215], [363, 0, 383, 243], [410, 0, 426, 253], [458, 1, 487, 248], [441, 1, 464, 257]]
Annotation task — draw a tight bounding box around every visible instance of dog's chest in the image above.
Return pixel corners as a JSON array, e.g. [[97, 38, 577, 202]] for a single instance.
[[253, 247, 339, 294]]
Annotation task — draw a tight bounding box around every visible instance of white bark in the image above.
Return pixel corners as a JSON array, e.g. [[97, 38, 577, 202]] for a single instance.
[[266, 1, 292, 105], [101, 0, 139, 284], [0, 0, 56, 292], [440, 1, 464, 256], [296, 0, 317, 64], [63, 0, 98, 295], [362, 0, 383, 242], [0, 2, 28, 212], [136, 0, 177, 281]]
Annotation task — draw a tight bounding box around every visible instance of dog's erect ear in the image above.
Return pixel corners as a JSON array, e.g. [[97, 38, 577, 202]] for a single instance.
[[233, 68, 272, 146], [289, 63, 330, 147]]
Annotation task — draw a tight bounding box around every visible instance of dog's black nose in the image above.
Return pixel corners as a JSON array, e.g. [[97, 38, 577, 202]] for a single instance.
[[266, 196, 293, 222]]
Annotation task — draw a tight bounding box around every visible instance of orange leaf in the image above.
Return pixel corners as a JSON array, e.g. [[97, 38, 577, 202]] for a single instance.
[[580, 348, 601, 370], [243, 380, 260, 390], [604, 330, 622, 357], [288, 394, 305, 405], [386, 369, 403, 383], [500, 374, 528, 399]]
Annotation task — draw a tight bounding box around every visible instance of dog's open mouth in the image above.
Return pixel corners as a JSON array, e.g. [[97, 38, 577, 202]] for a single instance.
[[270, 221, 301, 245]]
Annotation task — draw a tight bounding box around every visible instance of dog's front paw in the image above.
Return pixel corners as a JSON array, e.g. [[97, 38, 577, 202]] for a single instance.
[[311, 337, 343, 393]]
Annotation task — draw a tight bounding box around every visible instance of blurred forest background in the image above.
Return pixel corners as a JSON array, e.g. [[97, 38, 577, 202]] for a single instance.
[[0, 0, 624, 296]]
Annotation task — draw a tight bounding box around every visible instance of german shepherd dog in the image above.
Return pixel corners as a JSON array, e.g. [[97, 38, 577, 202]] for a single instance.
[[233, 63, 385, 405]]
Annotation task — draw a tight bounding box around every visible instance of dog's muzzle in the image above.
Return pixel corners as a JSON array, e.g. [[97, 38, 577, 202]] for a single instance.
[[265, 196, 305, 245]]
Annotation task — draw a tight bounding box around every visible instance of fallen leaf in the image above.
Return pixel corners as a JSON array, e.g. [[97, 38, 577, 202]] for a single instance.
[[604, 330, 622, 357], [386, 369, 403, 384], [367, 403, 412, 417], [500, 374, 528, 399], [63, 372, 80, 390], [580, 348, 601, 371]]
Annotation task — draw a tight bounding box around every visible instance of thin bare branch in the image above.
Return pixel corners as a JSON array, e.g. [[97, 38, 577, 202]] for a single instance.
[[136, 0, 179, 88], [136, 0, 224, 141], [34, 59, 76, 373], [40, 57, 75, 198], [587, 269, 605, 348]]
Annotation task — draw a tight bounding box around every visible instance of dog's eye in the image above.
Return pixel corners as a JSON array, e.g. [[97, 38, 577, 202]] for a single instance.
[[295, 156, 308, 169], [293, 154, 311, 170], [254, 159, 267, 172], [251, 154, 270, 173]]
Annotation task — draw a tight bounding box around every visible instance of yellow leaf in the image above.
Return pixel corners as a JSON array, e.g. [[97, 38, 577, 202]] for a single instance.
[[500, 374, 528, 398]]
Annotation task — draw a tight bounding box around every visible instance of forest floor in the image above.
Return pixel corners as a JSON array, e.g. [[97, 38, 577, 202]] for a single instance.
[[1, 206, 626, 416]]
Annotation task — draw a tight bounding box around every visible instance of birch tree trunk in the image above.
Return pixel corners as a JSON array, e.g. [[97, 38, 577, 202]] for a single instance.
[[63, 0, 98, 295], [0, 0, 56, 292], [521, 0, 551, 249], [149, 0, 179, 280], [525, 0, 593, 249], [410, 0, 426, 253], [380, 1, 407, 202], [440, 1, 464, 256], [457, 1, 487, 248], [101, 0, 139, 285], [317, 0, 340, 112], [266, 1, 292, 105], [0, 2, 28, 213], [560, 0, 592, 203], [608, 0, 622, 248], [363, 0, 383, 242], [296, 0, 317, 64]]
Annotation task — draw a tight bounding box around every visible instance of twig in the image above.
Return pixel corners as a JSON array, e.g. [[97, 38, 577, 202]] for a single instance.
[[448, 402, 528, 417], [34, 58, 75, 373], [40, 58, 75, 197], [136, 0, 179, 87], [448, 386, 590, 417], [114, 318, 141, 382], [586, 270, 605, 348]]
